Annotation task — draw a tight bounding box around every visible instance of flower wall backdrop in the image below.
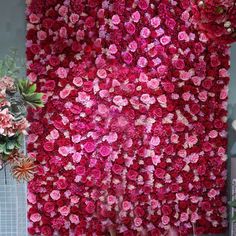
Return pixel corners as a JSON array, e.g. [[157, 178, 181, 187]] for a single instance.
[[26, 0, 235, 235]]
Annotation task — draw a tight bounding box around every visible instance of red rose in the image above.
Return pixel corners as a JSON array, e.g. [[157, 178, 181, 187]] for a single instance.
[[154, 168, 166, 179], [162, 205, 172, 215], [44, 202, 55, 213]]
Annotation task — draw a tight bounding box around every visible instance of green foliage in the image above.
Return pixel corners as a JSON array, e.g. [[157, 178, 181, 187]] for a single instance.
[[0, 50, 21, 78], [17, 79, 44, 109], [0, 135, 22, 158]]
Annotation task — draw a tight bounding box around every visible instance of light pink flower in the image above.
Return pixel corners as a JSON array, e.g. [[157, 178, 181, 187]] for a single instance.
[[57, 67, 68, 79], [161, 215, 170, 225], [160, 36, 171, 45], [59, 206, 70, 216], [134, 217, 142, 227], [112, 14, 120, 25], [122, 201, 131, 211], [30, 213, 41, 223], [131, 11, 141, 22], [69, 214, 80, 224], [140, 27, 151, 38], [151, 16, 161, 28], [50, 190, 61, 200], [137, 57, 148, 67]]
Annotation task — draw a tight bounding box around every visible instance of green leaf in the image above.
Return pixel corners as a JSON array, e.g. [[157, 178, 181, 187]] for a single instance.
[[232, 214, 236, 222], [229, 201, 236, 208]]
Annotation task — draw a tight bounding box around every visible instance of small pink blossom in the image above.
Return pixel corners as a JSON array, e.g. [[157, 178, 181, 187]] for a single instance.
[[134, 217, 142, 227], [180, 212, 189, 222], [178, 31, 189, 42], [112, 14, 120, 25], [131, 11, 141, 22], [140, 27, 151, 38], [58, 6, 68, 17], [151, 16, 161, 28], [58, 146, 70, 157], [84, 141, 96, 153], [161, 215, 170, 225], [128, 41, 138, 52], [208, 189, 218, 198], [160, 36, 171, 45], [107, 195, 116, 205], [59, 206, 70, 216], [97, 69, 107, 79], [99, 145, 111, 157], [69, 13, 79, 24], [50, 190, 61, 200], [122, 201, 132, 211], [30, 213, 41, 223], [69, 214, 80, 224], [37, 30, 47, 40], [137, 57, 148, 68], [57, 67, 68, 79], [109, 44, 118, 54]]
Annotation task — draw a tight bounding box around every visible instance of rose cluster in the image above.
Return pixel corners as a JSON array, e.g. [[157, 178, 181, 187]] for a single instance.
[[192, 0, 236, 43], [26, 0, 230, 235]]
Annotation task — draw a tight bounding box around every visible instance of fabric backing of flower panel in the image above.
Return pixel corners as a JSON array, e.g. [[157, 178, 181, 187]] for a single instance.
[[26, 0, 233, 235]]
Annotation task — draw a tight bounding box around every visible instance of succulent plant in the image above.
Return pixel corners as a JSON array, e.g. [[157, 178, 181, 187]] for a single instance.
[[0, 134, 22, 158], [17, 79, 44, 109]]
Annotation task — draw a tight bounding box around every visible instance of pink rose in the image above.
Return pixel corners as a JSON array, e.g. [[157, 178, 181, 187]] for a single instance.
[[69, 214, 80, 224], [70, 13, 79, 24], [85, 201, 95, 214], [29, 13, 40, 23], [37, 30, 47, 40], [160, 36, 171, 45], [122, 52, 133, 64], [109, 44, 118, 54], [208, 189, 218, 198], [178, 31, 189, 42], [150, 136, 160, 146], [150, 199, 159, 209], [176, 193, 186, 201], [198, 91, 208, 102], [151, 16, 161, 28], [191, 212, 199, 223], [60, 87, 71, 99], [107, 195, 117, 205], [125, 22, 136, 35], [58, 146, 70, 157], [180, 212, 189, 222], [137, 57, 148, 68], [138, 0, 150, 10], [140, 27, 151, 38], [99, 145, 111, 157], [97, 69, 107, 79], [43, 141, 54, 152], [134, 217, 142, 227], [128, 41, 138, 52], [57, 67, 68, 79], [56, 178, 68, 190], [131, 11, 141, 22], [161, 215, 170, 225], [122, 201, 132, 211], [50, 190, 61, 200], [112, 14, 120, 25], [58, 6, 68, 17], [59, 206, 70, 216], [30, 213, 41, 223]]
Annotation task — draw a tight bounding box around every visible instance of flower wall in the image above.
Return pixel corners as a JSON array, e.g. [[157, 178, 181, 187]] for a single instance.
[[26, 0, 232, 235]]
